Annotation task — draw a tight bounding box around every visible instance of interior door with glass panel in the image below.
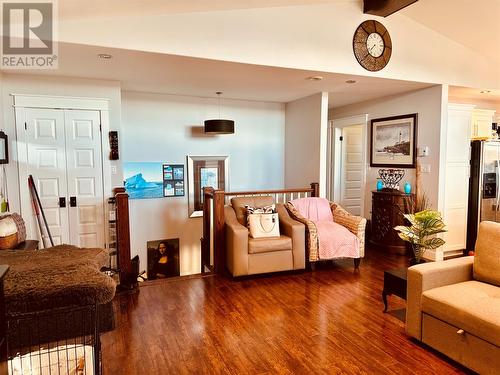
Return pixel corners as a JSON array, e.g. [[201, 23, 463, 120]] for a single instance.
[[64, 110, 105, 248], [25, 108, 70, 245]]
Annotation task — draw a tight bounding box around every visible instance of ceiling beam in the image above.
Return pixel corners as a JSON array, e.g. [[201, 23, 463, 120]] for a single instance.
[[363, 0, 418, 17]]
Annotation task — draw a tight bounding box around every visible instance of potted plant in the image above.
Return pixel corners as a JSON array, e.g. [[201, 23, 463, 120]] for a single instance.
[[394, 209, 447, 265]]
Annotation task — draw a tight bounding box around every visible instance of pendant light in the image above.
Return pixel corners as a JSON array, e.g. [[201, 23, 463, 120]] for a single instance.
[[204, 92, 235, 134]]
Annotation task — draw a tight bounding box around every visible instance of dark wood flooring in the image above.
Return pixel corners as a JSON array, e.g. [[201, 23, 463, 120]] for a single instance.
[[101, 249, 468, 374]]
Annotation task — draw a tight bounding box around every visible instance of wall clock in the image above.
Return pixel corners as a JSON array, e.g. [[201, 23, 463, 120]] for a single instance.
[[353, 20, 392, 72]]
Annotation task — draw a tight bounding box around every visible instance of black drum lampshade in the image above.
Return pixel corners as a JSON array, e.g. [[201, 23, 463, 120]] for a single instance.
[[204, 119, 235, 134]]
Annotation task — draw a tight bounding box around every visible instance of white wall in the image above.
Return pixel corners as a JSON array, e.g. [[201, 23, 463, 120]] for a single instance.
[[59, 2, 500, 90], [284, 92, 328, 193], [1, 74, 123, 214], [121, 91, 285, 275], [330, 85, 445, 215]]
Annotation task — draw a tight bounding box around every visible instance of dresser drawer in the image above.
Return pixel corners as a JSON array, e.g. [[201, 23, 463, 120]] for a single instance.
[[422, 313, 500, 375]]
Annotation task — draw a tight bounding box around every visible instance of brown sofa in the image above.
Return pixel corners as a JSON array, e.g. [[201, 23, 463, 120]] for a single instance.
[[225, 196, 305, 276], [406, 221, 500, 374]]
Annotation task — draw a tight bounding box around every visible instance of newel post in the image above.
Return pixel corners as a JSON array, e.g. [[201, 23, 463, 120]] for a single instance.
[[310, 182, 320, 197], [213, 189, 226, 274], [113, 187, 131, 285], [201, 187, 214, 273]]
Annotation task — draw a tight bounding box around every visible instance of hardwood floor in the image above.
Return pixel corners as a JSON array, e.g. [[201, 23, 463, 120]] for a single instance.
[[101, 249, 469, 375]]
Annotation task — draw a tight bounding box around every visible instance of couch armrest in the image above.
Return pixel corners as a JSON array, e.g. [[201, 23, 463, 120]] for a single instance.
[[285, 202, 319, 261], [277, 204, 305, 270], [224, 206, 249, 276], [406, 256, 474, 340], [330, 203, 367, 258]]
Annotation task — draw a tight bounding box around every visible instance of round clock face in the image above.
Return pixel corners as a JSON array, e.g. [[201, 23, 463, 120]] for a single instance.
[[353, 20, 392, 72]]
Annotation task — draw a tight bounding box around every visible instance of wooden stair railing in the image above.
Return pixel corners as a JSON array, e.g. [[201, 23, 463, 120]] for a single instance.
[[201, 182, 319, 274]]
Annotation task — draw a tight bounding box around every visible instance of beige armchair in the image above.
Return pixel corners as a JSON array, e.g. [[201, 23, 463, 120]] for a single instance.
[[225, 196, 305, 277], [285, 200, 366, 267]]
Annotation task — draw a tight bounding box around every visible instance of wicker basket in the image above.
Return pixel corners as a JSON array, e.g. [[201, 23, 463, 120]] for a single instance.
[[0, 232, 18, 250]]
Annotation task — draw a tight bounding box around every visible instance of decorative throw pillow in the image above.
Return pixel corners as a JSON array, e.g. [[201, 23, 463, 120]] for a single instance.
[[245, 204, 276, 216]]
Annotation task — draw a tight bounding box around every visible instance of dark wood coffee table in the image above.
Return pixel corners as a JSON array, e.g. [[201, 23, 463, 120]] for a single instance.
[[382, 268, 407, 313]]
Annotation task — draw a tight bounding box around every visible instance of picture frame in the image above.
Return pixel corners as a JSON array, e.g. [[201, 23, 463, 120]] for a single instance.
[[163, 164, 184, 197], [370, 113, 417, 168], [187, 155, 229, 217], [0, 131, 8, 164], [146, 238, 180, 280]]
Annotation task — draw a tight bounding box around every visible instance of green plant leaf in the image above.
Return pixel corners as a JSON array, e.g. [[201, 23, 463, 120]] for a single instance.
[[423, 237, 446, 250]]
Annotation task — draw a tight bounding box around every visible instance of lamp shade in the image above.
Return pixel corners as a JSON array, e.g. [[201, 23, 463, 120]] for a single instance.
[[204, 119, 235, 134]]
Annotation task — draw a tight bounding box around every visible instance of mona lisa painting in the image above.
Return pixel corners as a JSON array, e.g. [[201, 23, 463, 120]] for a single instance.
[[147, 238, 180, 280]]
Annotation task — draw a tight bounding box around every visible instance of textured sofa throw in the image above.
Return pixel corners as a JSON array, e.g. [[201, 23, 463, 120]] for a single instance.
[[288, 197, 359, 260]]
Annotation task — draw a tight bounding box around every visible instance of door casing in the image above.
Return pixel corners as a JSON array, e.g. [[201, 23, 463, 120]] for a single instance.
[[328, 114, 368, 217]]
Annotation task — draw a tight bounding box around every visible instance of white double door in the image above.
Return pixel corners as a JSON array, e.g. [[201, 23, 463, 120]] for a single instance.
[[20, 108, 105, 248]]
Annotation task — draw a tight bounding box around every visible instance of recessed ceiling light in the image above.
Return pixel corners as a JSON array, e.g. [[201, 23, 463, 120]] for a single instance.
[[345, 80, 357, 84], [480, 90, 491, 94], [98, 53, 112, 60], [307, 76, 324, 81]]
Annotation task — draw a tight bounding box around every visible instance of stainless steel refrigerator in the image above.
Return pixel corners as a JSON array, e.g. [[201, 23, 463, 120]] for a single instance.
[[467, 140, 500, 252]]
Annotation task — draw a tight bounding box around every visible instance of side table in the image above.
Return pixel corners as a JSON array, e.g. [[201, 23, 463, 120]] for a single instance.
[[382, 268, 407, 314]]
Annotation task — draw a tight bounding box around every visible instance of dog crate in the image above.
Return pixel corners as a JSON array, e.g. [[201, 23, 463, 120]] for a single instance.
[[6, 304, 102, 375]]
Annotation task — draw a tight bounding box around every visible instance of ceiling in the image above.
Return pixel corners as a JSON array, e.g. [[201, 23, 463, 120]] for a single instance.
[[400, 0, 500, 64], [58, 0, 349, 20], [56, 0, 500, 65], [449, 86, 500, 103], [1, 43, 433, 108]]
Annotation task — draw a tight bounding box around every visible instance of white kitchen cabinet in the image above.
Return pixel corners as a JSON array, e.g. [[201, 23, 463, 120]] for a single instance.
[[471, 109, 495, 140]]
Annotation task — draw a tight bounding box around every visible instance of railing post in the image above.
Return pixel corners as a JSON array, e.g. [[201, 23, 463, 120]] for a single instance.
[[201, 187, 214, 273], [310, 182, 320, 197], [213, 189, 226, 274], [113, 187, 132, 286]]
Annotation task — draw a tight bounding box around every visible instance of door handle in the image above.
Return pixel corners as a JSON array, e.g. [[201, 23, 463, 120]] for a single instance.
[[59, 197, 66, 208], [70, 196, 77, 207]]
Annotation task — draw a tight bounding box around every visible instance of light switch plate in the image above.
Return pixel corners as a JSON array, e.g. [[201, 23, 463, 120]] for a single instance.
[[420, 164, 431, 173]]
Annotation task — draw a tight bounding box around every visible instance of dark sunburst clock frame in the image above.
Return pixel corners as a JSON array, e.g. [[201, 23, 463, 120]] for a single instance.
[[353, 20, 392, 72]]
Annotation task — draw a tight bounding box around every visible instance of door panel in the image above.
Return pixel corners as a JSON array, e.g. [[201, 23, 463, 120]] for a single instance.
[[64, 110, 104, 248], [481, 143, 500, 223], [25, 108, 69, 245], [341, 125, 364, 216]]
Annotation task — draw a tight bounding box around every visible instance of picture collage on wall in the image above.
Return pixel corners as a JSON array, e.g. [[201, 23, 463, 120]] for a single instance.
[[163, 164, 185, 197], [123, 162, 185, 200]]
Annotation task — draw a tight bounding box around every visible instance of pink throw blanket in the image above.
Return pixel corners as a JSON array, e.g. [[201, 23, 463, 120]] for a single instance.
[[290, 198, 360, 259]]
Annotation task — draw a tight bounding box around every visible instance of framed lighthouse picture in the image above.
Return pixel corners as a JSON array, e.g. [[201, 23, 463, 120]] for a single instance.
[[370, 114, 417, 168]]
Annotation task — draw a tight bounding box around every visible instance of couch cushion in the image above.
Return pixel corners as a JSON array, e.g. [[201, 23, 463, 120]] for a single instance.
[[248, 235, 292, 254], [231, 196, 274, 226], [474, 221, 500, 287], [422, 280, 500, 347]]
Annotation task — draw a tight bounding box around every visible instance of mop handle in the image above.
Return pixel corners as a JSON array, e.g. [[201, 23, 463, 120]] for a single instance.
[[28, 175, 54, 247]]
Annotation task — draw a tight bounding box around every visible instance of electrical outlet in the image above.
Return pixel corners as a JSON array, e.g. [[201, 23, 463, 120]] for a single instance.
[[111, 165, 117, 175], [420, 164, 431, 173]]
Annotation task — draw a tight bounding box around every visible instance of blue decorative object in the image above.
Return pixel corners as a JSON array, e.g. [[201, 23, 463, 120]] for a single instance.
[[404, 182, 412, 194], [377, 180, 384, 191]]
